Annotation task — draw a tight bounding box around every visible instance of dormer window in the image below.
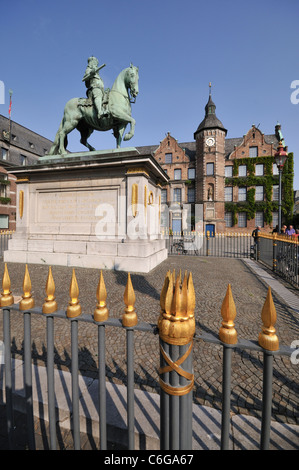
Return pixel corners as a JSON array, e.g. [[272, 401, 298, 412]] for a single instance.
[[21, 154, 27, 166], [1, 148, 7, 160]]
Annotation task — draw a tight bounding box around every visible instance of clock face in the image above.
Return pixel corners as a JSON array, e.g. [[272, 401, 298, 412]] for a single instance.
[[206, 137, 215, 147]]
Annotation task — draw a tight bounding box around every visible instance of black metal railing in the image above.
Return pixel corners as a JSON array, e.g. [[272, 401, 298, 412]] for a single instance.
[[163, 231, 253, 258], [0, 231, 13, 257], [0, 265, 295, 450], [258, 233, 299, 287]]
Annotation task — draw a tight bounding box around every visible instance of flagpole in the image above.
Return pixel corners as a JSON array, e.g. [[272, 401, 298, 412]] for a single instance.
[[8, 89, 13, 140]]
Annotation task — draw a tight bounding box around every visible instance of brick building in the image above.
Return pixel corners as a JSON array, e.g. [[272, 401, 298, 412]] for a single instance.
[[0, 115, 53, 229], [137, 88, 293, 234], [0, 88, 293, 235]]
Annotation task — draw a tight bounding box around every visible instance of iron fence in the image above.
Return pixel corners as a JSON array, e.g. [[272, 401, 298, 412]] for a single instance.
[[162, 230, 299, 288], [162, 231, 253, 258], [0, 231, 13, 257], [258, 233, 299, 287], [0, 264, 295, 450]]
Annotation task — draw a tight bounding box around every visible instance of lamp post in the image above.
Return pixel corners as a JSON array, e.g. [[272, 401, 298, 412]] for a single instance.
[[274, 141, 288, 233]]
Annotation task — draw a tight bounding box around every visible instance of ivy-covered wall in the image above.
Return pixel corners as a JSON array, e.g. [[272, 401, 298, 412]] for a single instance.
[[224, 153, 294, 226]]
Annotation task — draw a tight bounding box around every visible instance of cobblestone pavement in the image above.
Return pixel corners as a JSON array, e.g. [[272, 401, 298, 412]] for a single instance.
[[0, 256, 298, 427]]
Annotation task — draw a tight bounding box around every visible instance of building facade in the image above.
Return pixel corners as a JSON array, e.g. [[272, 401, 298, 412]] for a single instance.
[[138, 90, 293, 234], [0, 114, 53, 229], [0, 89, 294, 235]]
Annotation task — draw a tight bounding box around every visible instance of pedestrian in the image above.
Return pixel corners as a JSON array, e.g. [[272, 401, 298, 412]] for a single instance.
[[281, 224, 287, 234], [272, 225, 278, 234], [252, 226, 261, 243], [286, 225, 295, 236]]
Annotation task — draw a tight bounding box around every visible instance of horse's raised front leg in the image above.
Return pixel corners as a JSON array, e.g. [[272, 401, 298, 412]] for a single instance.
[[110, 103, 136, 144], [123, 117, 135, 141]]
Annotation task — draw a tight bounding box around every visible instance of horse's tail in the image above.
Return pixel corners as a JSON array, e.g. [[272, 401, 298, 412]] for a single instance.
[[47, 117, 70, 156]]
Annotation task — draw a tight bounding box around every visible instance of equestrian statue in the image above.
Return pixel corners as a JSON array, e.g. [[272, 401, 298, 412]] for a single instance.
[[47, 57, 139, 155]]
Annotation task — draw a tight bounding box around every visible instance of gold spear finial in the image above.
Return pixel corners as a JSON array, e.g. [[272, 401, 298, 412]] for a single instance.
[[258, 287, 279, 351], [19, 264, 35, 311], [67, 269, 82, 318], [94, 270, 109, 322], [164, 271, 173, 316], [186, 272, 195, 318], [158, 269, 196, 345], [160, 270, 170, 313], [123, 273, 137, 327], [219, 284, 238, 344], [42, 266, 57, 314], [0, 263, 14, 307], [171, 272, 188, 318]]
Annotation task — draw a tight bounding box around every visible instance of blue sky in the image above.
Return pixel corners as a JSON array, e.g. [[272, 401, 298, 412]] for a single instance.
[[1, 0, 299, 187]]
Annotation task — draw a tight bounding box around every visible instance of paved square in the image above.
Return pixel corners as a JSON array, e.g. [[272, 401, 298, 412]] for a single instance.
[[0, 256, 298, 425]]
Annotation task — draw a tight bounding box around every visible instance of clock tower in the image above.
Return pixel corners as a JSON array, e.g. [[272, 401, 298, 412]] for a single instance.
[[194, 85, 227, 233]]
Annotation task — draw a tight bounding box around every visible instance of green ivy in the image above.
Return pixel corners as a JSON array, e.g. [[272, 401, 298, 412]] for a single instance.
[[282, 152, 294, 219], [0, 197, 11, 205], [225, 154, 294, 226]]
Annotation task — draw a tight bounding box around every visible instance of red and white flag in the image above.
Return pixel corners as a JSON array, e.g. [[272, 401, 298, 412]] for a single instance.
[[8, 94, 12, 117]]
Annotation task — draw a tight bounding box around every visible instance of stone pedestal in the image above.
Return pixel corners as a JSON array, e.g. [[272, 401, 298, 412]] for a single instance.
[[4, 148, 169, 273]]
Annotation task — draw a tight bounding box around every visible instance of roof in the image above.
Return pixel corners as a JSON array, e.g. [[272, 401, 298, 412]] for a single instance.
[[136, 140, 197, 162], [137, 134, 279, 162], [0, 114, 53, 156], [224, 134, 279, 158], [194, 93, 227, 136]]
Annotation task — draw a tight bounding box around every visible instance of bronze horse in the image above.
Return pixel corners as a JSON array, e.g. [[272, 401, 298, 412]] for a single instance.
[[48, 64, 139, 155]]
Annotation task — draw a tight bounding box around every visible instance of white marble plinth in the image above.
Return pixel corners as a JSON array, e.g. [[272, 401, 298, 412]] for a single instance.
[[5, 238, 168, 273], [4, 149, 169, 273]]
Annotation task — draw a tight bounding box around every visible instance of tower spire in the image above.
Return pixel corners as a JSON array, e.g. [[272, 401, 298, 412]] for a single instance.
[[194, 82, 227, 137]]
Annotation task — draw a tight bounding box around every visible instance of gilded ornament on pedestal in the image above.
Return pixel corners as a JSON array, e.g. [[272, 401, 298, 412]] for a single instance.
[[19, 190, 24, 219], [132, 184, 138, 217]]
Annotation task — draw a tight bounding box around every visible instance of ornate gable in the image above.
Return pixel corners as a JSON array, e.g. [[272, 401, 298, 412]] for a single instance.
[[154, 132, 190, 164], [229, 125, 276, 159]]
